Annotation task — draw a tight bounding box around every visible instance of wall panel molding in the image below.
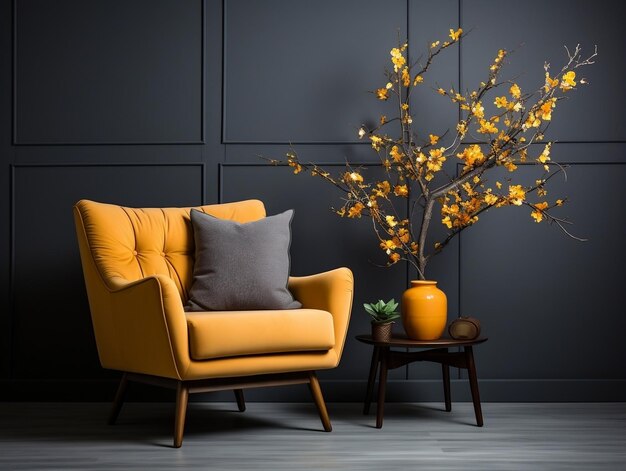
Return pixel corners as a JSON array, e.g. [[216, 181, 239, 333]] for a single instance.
[[221, 0, 410, 144], [2, 379, 625, 402], [12, 0, 206, 146]]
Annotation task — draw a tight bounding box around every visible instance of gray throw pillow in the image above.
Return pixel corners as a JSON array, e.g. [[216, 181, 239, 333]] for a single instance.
[[185, 208, 302, 311]]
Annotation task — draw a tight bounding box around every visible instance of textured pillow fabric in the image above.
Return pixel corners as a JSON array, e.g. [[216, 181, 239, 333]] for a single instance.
[[185, 208, 302, 311]]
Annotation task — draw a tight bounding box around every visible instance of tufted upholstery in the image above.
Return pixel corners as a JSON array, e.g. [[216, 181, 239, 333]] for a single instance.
[[75, 199, 265, 302]]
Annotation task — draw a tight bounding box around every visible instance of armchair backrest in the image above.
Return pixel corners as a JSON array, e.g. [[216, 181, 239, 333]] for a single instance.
[[74, 199, 266, 300]]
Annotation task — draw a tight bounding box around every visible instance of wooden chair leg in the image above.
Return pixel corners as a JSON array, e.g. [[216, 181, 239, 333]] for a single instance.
[[234, 389, 246, 412], [173, 383, 189, 448], [308, 372, 332, 432], [108, 373, 128, 425]]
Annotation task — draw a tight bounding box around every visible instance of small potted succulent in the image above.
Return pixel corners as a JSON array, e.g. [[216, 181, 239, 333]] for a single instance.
[[364, 299, 400, 342]]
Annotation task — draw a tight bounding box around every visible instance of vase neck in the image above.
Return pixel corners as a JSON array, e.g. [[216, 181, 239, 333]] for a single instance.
[[410, 280, 437, 287]]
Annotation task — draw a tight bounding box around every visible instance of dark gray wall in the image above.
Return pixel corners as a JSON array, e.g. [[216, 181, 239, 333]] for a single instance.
[[1, 0, 624, 402]]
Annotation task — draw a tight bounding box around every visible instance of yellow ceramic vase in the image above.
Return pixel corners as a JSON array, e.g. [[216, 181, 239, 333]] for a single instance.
[[401, 280, 447, 340]]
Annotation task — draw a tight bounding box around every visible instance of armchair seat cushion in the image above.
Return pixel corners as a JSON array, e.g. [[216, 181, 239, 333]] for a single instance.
[[186, 309, 335, 360]]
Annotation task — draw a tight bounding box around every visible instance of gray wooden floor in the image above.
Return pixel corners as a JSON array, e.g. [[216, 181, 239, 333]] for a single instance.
[[0, 402, 625, 470]]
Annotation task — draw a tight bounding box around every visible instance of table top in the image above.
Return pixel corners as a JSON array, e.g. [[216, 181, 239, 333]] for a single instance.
[[355, 334, 488, 348]]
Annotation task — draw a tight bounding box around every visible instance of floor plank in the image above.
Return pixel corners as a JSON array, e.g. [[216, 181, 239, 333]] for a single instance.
[[0, 402, 625, 470]]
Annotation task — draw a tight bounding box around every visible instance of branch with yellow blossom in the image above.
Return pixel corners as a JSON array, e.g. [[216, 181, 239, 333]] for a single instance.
[[270, 29, 596, 279]]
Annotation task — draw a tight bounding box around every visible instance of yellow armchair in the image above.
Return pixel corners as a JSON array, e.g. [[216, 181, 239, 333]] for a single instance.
[[73, 199, 353, 447]]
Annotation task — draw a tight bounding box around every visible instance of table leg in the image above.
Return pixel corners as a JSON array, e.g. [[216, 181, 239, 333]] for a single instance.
[[376, 348, 389, 429], [442, 360, 452, 412], [465, 346, 483, 427], [363, 346, 380, 415]]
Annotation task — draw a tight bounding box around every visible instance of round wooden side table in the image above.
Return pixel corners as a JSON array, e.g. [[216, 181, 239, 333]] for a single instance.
[[356, 334, 488, 428]]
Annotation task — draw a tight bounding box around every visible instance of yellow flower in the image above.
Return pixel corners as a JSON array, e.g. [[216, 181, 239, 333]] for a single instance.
[[531, 201, 549, 223], [456, 121, 467, 137], [386, 215, 398, 227], [401, 103, 409, 110], [415, 151, 427, 164], [374, 180, 391, 197], [347, 202, 365, 218], [380, 115, 387, 125], [544, 73, 559, 92], [508, 184, 526, 206], [504, 161, 517, 172], [429, 134, 440, 145], [556, 199, 564, 206], [539, 98, 556, 120], [495, 181, 502, 189], [538, 143, 552, 171], [413, 75, 424, 85], [484, 193, 498, 205], [389, 252, 401, 263], [358, 127, 366, 139], [427, 147, 447, 172], [394, 184, 409, 197], [290, 162, 302, 174], [449, 28, 463, 41], [477, 119, 498, 134], [386, 82, 393, 89], [370, 135, 383, 150], [560, 71, 576, 91], [430, 41, 440, 49], [397, 228, 410, 243], [402, 67, 411, 87], [380, 239, 398, 251], [510, 83, 521, 99], [494, 96, 509, 108], [523, 112, 541, 130], [437, 88, 446, 95], [376, 88, 389, 100], [442, 216, 453, 229], [345, 171, 364, 184], [537, 143, 551, 163], [462, 182, 475, 196], [389, 145, 404, 162], [471, 102, 485, 119], [390, 47, 406, 72], [456, 144, 485, 167]]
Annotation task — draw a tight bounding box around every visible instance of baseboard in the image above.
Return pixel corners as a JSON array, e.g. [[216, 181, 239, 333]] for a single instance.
[[1, 378, 625, 402]]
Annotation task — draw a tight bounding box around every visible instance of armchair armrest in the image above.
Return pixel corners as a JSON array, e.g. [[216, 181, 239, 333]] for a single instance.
[[288, 267, 354, 362], [107, 275, 190, 379]]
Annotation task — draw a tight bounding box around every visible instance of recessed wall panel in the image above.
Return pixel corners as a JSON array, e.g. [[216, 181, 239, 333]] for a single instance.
[[460, 163, 626, 380], [15, 0, 203, 144], [462, 0, 625, 142], [223, 0, 406, 143]]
